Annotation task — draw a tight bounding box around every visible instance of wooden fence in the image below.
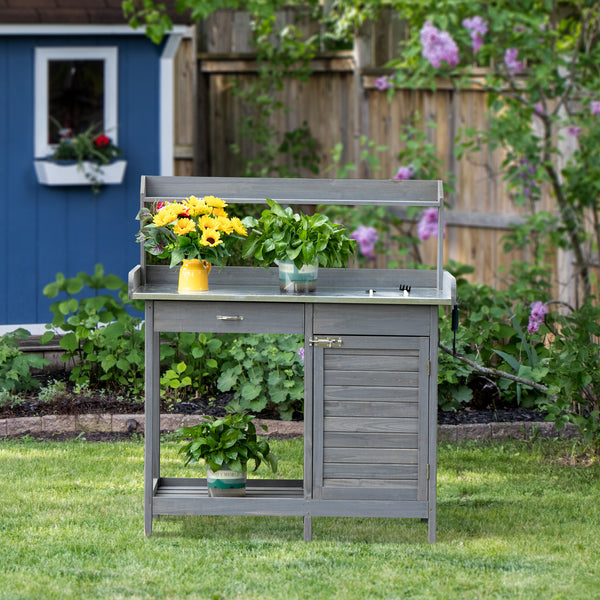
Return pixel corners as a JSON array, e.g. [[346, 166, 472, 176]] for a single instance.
[[170, 10, 574, 303]]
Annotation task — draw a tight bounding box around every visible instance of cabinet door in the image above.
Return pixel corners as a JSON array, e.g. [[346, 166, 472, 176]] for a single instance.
[[312, 335, 430, 502]]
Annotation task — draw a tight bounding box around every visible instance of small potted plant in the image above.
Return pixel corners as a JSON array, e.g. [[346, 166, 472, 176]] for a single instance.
[[34, 122, 126, 192], [241, 199, 356, 293], [136, 196, 248, 292], [175, 412, 278, 497]]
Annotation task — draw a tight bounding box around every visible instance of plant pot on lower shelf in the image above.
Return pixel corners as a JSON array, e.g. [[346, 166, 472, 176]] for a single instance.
[[34, 159, 127, 186], [207, 466, 247, 497]]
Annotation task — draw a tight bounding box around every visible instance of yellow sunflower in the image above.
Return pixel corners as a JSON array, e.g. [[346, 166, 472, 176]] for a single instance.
[[153, 203, 181, 227], [230, 217, 248, 236], [200, 228, 223, 247], [199, 214, 218, 230], [185, 195, 208, 217], [204, 195, 227, 209], [214, 216, 234, 235], [211, 207, 228, 218], [173, 218, 196, 236]]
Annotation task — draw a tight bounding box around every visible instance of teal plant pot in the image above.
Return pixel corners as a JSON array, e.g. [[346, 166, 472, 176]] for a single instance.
[[278, 260, 318, 294], [207, 466, 247, 497]]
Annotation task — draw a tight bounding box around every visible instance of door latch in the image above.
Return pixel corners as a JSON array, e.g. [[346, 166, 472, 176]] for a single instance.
[[309, 336, 342, 348]]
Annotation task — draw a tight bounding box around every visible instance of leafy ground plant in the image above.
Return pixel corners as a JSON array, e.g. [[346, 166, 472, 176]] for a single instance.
[[0, 328, 49, 393], [40, 264, 145, 394], [0, 437, 599, 599], [216, 333, 304, 420]]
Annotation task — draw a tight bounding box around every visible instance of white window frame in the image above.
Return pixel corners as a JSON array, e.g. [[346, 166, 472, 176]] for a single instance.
[[34, 46, 118, 158]]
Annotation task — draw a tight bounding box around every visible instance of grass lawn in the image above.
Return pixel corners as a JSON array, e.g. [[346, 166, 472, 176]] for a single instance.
[[0, 436, 598, 599]]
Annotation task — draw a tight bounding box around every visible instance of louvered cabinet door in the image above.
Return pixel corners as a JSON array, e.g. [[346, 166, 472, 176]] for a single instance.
[[312, 335, 430, 502]]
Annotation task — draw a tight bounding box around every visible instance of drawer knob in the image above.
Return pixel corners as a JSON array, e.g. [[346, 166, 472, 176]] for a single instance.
[[216, 315, 244, 321]]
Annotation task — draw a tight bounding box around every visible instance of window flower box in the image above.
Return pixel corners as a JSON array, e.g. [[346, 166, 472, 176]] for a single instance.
[[34, 159, 127, 186]]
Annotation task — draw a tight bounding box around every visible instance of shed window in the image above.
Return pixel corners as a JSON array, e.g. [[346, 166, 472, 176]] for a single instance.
[[35, 47, 118, 158]]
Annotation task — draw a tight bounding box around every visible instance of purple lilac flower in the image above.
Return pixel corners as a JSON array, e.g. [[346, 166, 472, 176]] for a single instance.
[[533, 102, 544, 116], [420, 21, 459, 69], [350, 225, 378, 259], [504, 48, 524, 76], [297, 347, 305, 364], [591, 101, 600, 116], [462, 16, 487, 52], [417, 208, 445, 241], [568, 125, 582, 137], [515, 157, 537, 198], [374, 75, 394, 91], [527, 301, 547, 334], [393, 165, 414, 181]]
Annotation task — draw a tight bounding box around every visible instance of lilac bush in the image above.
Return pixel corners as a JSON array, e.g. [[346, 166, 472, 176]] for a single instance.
[[420, 21, 459, 68], [462, 16, 487, 52], [350, 225, 378, 259], [417, 208, 445, 241], [393, 165, 414, 180], [527, 301, 548, 334]]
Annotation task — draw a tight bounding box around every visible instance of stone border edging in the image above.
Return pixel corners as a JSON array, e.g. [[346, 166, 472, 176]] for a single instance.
[[0, 413, 580, 441]]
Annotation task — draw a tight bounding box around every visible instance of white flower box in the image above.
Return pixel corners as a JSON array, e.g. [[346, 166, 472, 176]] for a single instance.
[[34, 159, 127, 186]]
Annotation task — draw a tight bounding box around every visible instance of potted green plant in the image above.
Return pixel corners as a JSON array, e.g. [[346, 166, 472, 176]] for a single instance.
[[175, 412, 278, 497], [34, 122, 126, 193], [241, 199, 356, 293]]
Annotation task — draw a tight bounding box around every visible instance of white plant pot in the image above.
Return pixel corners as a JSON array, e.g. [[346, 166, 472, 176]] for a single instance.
[[34, 159, 127, 186]]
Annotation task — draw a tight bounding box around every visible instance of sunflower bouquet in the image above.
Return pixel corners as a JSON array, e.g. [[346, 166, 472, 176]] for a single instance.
[[136, 195, 248, 268]]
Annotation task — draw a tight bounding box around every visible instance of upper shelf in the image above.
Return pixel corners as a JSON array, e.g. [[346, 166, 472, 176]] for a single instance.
[[141, 176, 444, 207], [137, 176, 447, 292]]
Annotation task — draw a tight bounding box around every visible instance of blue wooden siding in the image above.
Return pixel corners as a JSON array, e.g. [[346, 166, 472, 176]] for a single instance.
[[0, 35, 163, 325]]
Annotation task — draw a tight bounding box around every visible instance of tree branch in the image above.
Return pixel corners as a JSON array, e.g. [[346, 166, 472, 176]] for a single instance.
[[438, 342, 556, 399]]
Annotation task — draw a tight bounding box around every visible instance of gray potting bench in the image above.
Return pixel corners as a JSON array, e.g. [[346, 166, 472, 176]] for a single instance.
[[128, 176, 456, 543]]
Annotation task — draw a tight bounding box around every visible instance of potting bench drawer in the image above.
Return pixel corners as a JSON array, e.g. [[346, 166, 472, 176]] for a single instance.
[[152, 300, 304, 334]]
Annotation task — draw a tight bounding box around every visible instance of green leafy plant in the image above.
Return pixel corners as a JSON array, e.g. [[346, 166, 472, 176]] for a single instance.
[[216, 334, 304, 421], [0, 329, 49, 393], [159, 332, 223, 401], [176, 411, 278, 474], [541, 300, 600, 451], [242, 199, 356, 269], [40, 264, 145, 394], [49, 121, 123, 193]]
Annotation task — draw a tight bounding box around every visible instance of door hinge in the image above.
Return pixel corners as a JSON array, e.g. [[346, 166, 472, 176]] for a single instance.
[[309, 336, 342, 348]]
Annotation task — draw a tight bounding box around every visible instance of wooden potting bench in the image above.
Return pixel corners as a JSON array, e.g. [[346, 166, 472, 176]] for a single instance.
[[128, 176, 456, 543]]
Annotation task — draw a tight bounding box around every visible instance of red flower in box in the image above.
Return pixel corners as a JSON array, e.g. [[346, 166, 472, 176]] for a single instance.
[[94, 134, 111, 148]]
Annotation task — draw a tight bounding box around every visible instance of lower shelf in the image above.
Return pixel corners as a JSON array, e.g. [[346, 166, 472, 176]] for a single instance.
[[153, 477, 307, 516], [151, 477, 430, 519]]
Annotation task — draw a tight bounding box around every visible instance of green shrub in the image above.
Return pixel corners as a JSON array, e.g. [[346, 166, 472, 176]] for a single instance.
[[40, 264, 145, 395], [217, 334, 304, 420], [0, 329, 49, 393]]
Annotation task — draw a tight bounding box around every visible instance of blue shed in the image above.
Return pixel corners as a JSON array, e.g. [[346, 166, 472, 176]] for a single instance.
[[0, 3, 194, 331]]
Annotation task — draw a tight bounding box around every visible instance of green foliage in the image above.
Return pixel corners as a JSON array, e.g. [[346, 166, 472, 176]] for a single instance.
[[541, 300, 600, 450], [176, 411, 278, 473], [216, 334, 304, 420], [438, 260, 553, 410], [242, 199, 356, 269], [40, 264, 145, 394], [388, 0, 600, 298], [159, 332, 222, 401], [0, 329, 49, 393], [327, 135, 387, 179]]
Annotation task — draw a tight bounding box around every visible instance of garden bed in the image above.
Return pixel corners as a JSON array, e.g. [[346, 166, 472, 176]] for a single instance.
[[1, 368, 548, 425]]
